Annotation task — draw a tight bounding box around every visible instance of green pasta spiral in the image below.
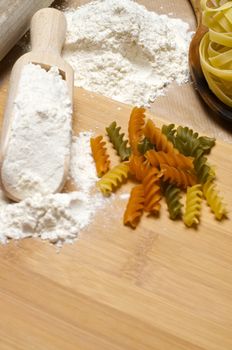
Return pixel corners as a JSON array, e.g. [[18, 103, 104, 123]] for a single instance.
[[163, 183, 183, 220], [193, 149, 214, 184], [161, 124, 176, 145], [162, 124, 215, 157], [137, 137, 155, 154], [197, 136, 216, 154], [175, 126, 200, 156], [106, 121, 131, 161]]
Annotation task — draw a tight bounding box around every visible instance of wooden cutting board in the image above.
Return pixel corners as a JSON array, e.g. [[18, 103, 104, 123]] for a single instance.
[[0, 81, 231, 349]]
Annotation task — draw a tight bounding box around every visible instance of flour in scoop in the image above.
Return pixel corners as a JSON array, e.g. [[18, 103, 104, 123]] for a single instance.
[[63, 0, 193, 106], [1, 63, 72, 199]]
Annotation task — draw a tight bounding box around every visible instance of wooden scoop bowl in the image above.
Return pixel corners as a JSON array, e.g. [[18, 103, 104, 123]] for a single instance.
[[189, 0, 232, 123], [0, 8, 74, 201]]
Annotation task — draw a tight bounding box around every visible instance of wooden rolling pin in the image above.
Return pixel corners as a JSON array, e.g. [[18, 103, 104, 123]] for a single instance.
[[0, 0, 54, 61]]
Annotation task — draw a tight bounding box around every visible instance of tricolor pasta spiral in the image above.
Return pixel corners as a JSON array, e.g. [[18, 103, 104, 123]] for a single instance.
[[90, 107, 228, 229]]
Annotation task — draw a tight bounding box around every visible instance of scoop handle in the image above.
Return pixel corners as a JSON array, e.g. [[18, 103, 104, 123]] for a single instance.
[[31, 8, 66, 55]]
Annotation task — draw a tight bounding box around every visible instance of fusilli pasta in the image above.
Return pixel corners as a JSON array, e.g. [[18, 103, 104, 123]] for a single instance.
[[175, 126, 216, 157], [162, 124, 215, 156], [144, 119, 178, 154], [97, 162, 129, 195], [193, 149, 215, 184], [137, 137, 155, 155], [106, 121, 131, 161], [145, 150, 193, 170], [129, 154, 150, 181], [90, 136, 110, 177], [183, 184, 203, 227], [161, 164, 197, 188], [128, 107, 146, 155], [90, 107, 228, 229], [163, 183, 183, 220], [203, 179, 227, 220], [124, 185, 145, 228], [143, 167, 162, 214], [161, 123, 176, 145]]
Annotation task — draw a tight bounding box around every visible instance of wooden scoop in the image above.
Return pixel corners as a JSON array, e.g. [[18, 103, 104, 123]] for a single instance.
[[0, 8, 74, 201], [189, 0, 232, 123]]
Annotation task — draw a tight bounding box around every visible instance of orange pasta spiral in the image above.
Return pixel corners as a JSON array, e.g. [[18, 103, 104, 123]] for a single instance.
[[123, 185, 145, 228], [128, 107, 146, 155], [145, 150, 193, 170], [90, 136, 110, 177], [129, 154, 150, 181], [144, 119, 178, 154], [143, 167, 162, 214], [161, 164, 197, 188]]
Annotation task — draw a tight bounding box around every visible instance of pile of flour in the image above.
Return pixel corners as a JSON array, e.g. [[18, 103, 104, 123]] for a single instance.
[[62, 0, 193, 106], [1, 63, 72, 199], [0, 132, 106, 246]]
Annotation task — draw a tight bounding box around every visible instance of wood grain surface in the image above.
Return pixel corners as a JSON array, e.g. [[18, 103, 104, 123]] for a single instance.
[[0, 1, 231, 349]]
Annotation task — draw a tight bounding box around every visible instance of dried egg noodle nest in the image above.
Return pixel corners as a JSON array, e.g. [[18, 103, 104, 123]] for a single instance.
[[200, 0, 232, 107]]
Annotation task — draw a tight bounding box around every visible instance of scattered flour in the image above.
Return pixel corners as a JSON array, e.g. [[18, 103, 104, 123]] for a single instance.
[[62, 0, 193, 106], [70, 132, 100, 193], [0, 132, 106, 246], [1, 63, 72, 199], [119, 193, 130, 200]]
